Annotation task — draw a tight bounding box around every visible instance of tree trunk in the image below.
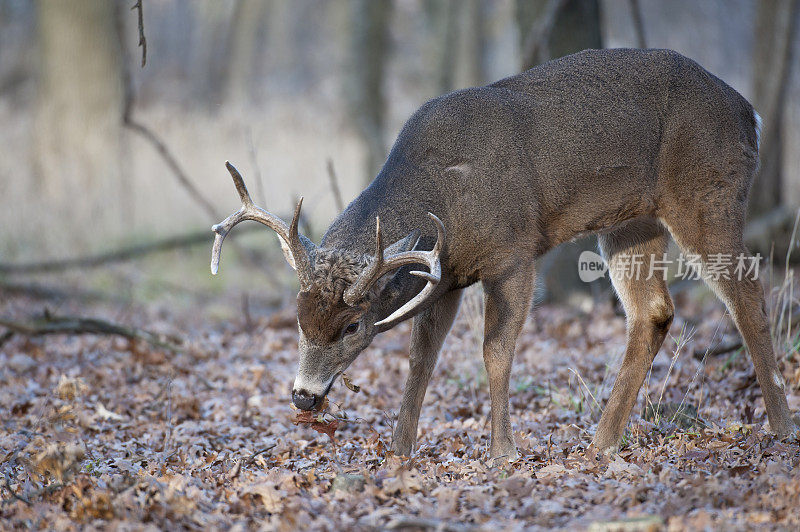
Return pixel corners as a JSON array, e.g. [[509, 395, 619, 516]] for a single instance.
[[433, 0, 489, 93], [517, 0, 602, 70], [516, 0, 605, 306], [348, 0, 393, 184], [750, 0, 799, 217], [224, 0, 268, 105], [33, 0, 123, 252]]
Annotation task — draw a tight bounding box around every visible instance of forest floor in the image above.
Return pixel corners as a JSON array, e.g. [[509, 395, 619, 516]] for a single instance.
[[1, 258, 800, 531]]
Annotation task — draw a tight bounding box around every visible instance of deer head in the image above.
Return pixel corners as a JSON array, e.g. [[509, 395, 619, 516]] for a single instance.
[[211, 162, 444, 411]]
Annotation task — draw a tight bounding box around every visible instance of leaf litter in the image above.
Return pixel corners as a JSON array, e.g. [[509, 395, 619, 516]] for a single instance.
[[0, 284, 799, 530]]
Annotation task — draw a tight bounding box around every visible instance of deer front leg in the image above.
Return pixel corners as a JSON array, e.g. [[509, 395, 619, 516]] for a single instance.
[[392, 289, 463, 456], [482, 266, 535, 461]]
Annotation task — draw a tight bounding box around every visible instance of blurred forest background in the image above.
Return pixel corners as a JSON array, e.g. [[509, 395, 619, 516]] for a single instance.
[[2, 3, 800, 528], [0, 0, 798, 306]]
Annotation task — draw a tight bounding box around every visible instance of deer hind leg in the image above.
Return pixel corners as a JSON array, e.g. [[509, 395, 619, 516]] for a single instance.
[[482, 264, 536, 461], [662, 210, 798, 438], [391, 288, 463, 456], [593, 218, 674, 450]]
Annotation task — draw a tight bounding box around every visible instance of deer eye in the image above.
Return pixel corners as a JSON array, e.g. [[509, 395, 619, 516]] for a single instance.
[[343, 322, 360, 337]]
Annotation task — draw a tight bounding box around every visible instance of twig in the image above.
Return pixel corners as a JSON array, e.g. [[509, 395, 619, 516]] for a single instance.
[[694, 340, 743, 360], [0, 313, 182, 353], [628, 0, 647, 48], [0, 226, 261, 275], [2, 472, 63, 507], [693, 307, 800, 359], [162, 377, 173, 454], [3, 473, 31, 506], [246, 444, 277, 465], [326, 158, 345, 213], [131, 0, 146, 67], [116, 5, 219, 222], [124, 120, 220, 220]]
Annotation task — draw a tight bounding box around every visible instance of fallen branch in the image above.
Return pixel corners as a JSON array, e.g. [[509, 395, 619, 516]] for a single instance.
[[0, 280, 119, 302], [0, 312, 182, 353], [0, 226, 261, 275]]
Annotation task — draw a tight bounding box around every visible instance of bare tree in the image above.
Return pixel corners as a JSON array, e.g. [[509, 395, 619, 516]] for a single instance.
[[348, 0, 393, 183], [437, 0, 489, 92], [33, 0, 123, 251], [751, 0, 799, 216], [223, 0, 268, 105], [517, 0, 601, 70], [515, 0, 604, 304]]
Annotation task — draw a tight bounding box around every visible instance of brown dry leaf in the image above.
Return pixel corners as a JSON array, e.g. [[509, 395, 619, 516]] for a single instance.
[[55, 375, 88, 401], [604, 457, 643, 479], [342, 373, 361, 393], [95, 403, 124, 421], [535, 463, 568, 480], [291, 408, 339, 443], [242, 483, 285, 513], [383, 468, 423, 495], [32, 443, 85, 483]]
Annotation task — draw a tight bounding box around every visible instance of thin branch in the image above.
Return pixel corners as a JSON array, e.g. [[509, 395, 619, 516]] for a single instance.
[[326, 158, 345, 213], [628, 0, 647, 48], [131, 0, 147, 67], [124, 121, 220, 220], [116, 4, 219, 221], [246, 443, 277, 465], [0, 312, 183, 353], [693, 340, 743, 360]]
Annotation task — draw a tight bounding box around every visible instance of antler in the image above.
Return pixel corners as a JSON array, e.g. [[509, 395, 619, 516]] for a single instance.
[[344, 213, 445, 326], [210, 161, 314, 290]]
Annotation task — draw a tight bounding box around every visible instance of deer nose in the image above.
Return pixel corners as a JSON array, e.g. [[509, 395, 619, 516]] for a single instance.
[[292, 389, 320, 411]]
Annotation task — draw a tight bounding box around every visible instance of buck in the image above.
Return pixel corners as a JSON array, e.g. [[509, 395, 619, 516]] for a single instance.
[[211, 48, 797, 459]]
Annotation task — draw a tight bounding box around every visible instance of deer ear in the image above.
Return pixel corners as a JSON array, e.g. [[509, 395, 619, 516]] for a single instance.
[[277, 234, 316, 271], [385, 230, 421, 255], [370, 230, 421, 294]]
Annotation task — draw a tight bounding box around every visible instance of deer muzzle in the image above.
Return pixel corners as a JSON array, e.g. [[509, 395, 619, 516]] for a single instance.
[[292, 372, 337, 411], [291, 389, 322, 411]]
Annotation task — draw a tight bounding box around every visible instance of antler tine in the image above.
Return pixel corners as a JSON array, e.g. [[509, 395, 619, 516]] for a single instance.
[[224, 160, 254, 207], [374, 212, 445, 326], [342, 217, 384, 305], [343, 212, 446, 326], [210, 162, 315, 288], [288, 197, 314, 289]]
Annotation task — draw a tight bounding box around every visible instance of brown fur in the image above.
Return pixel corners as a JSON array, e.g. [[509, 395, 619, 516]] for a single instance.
[[236, 49, 798, 460], [297, 249, 369, 343]]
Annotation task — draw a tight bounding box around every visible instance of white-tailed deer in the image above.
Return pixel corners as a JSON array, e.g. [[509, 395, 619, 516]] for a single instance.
[[211, 48, 797, 460]]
